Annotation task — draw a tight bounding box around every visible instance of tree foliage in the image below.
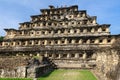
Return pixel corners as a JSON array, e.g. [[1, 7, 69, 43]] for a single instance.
[[0, 36, 4, 41]]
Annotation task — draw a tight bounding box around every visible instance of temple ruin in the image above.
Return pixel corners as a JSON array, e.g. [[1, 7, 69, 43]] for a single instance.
[[0, 5, 120, 79]]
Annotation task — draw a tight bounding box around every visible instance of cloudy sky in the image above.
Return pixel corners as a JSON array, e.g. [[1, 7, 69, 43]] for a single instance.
[[0, 0, 120, 36]]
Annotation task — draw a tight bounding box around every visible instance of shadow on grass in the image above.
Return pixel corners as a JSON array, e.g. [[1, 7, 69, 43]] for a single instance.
[[40, 69, 56, 77]]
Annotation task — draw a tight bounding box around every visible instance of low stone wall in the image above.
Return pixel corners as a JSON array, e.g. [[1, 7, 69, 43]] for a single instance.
[[53, 59, 96, 69], [0, 66, 26, 78], [0, 56, 53, 78], [0, 56, 27, 78]]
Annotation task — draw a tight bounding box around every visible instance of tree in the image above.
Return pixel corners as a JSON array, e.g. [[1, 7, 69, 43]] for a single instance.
[[0, 36, 4, 41]]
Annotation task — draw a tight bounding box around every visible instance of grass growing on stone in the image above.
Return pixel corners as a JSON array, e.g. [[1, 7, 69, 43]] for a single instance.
[[38, 69, 97, 80]]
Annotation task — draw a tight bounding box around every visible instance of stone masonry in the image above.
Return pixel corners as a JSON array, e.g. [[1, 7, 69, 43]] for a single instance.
[[0, 5, 120, 79]]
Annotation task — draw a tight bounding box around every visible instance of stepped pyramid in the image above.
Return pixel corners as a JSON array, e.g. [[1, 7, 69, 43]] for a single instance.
[[0, 5, 119, 69]]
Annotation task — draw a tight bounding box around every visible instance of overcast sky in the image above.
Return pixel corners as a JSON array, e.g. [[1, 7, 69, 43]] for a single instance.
[[0, 0, 120, 36]]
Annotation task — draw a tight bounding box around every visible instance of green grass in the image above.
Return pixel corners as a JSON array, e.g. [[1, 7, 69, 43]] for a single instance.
[[38, 69, 97, 80]]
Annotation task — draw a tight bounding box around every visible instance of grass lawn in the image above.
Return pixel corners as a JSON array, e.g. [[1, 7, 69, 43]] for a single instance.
[[38, 69, 97, 80]]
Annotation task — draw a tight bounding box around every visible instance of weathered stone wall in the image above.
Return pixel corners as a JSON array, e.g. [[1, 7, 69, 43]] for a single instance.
[[53, 59, 96, 69], [0, 56, 53, 78], [95, 49, 120, 80], [0, 66, 26, 78], [0, 56, 27, 78]]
